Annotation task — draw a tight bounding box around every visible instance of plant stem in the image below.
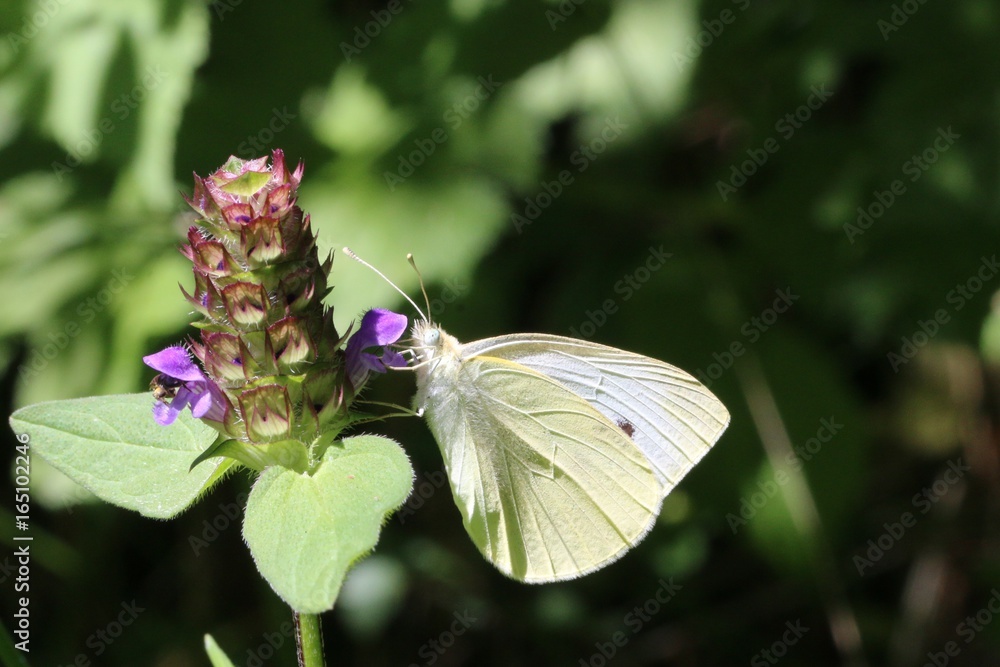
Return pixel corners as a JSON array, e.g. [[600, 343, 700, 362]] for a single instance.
[[294, 612, 325, 667]]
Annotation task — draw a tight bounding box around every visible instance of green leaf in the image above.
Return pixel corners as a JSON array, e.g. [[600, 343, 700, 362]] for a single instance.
[[203, 634, 237, 667], [9, 393, 226, 519], [243, 435, 414, 613]]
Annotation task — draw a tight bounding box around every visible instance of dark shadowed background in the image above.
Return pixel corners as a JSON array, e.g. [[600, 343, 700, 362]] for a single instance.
[[2, 0, 999, 665]]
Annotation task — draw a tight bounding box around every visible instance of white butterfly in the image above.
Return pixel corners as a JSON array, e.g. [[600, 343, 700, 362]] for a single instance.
[[409, 321, 730, 583], [342, 248, 730, 583]]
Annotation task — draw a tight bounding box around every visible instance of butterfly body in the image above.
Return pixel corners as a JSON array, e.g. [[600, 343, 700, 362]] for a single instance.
[[410, 321, 728, 583]]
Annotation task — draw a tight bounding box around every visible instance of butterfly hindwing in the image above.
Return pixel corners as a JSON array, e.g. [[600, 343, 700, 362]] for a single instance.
[[420, 350, 661, 583]]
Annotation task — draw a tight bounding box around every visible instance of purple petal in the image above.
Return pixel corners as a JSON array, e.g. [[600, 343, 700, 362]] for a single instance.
[[346, 309, 409, 355], [168, 388, 197, 414], [185, 386, 214, 419], [152, 401, 179, 425], [380, 349, 406, 369], [143, 346, 205, 382], [344, 309, 408, 388], [369, 309, 408, 345], [144, 345, 229, 426], [202, 383, 230, 422]]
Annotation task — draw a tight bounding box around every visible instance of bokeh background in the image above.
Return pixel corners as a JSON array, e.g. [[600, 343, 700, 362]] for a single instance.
[[2, 0, 999, 665]]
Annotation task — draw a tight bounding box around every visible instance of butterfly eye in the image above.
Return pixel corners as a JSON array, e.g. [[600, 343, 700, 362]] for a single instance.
[[423, 328, 441, 347]]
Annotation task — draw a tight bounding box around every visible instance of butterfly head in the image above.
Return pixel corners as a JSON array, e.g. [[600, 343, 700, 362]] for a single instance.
[[410, 319, 462, 366], [420, 324, 441, 348], [340, 247, 460, 366], [410, 319, 442, 363]]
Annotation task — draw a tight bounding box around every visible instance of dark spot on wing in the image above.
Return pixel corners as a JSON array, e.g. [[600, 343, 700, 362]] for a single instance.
[[616, 419, 635, 439]]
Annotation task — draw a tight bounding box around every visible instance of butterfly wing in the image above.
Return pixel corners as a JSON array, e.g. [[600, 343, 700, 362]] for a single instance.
[[462, 334, 730, 497], [420, 351, 661, 583]]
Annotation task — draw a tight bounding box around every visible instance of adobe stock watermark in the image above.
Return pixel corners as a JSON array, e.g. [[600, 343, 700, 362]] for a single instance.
[[844, 126, 959, 244], [716, 84, 833, 201], [750, 620, 810, 666], [578, 578, 682, 667], [188, 493, 248, 556], [235, 107, 297, 159], [422, 278, 469, 320], [546, 0, 588, 30], [407, 610, 478, 667], [919, 588, 1000, 667], [396, 469, 447, 524], [339, 0, 414, 62], [50, 66, 168, 180], [694, 287, 798, 389], [0, 554, 18, 585], [19, 268, 135, 382], [511, 116, 628, 233], [209, 0, 245, 20], [567, 246, 672, 339], [243, 621, 295, 667], [887, 254, 998, 372], [725, 416, 842, 534], [58, 483, 96, 516], [853, 458, 970, 576], [55, 600, 145, 667], [878, 0, 931, 41], [672, 0, 752, 72], [6, 0, 70, 55], [384, 75, 504, 191]]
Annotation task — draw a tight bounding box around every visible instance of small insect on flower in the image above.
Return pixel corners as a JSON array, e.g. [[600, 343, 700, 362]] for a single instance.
[[143, 345, 230, 426], [150, 373, 184, 402]]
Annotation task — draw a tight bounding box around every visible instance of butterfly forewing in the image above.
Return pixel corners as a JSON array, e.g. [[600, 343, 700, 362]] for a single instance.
[[420, 348, 661, 583], [462, 334, 731, 496]]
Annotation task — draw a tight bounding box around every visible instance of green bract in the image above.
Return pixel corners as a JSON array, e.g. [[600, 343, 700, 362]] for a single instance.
[[181, 150, 350, 447]]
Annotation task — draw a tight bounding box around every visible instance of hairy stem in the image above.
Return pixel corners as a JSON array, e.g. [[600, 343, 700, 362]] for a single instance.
[[295, 612, 325, 667]]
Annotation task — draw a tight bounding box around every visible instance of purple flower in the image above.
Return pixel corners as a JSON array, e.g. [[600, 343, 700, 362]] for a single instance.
[[345, 309, 408, 389], [143, 345, 229, 425]]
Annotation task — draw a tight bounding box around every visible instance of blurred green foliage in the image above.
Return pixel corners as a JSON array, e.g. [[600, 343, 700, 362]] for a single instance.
[[2, 0, 999, 665]]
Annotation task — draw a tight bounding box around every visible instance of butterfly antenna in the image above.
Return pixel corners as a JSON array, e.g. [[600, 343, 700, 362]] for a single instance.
[[406, 253, 433, 324], [343, 247, 427, 321]]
